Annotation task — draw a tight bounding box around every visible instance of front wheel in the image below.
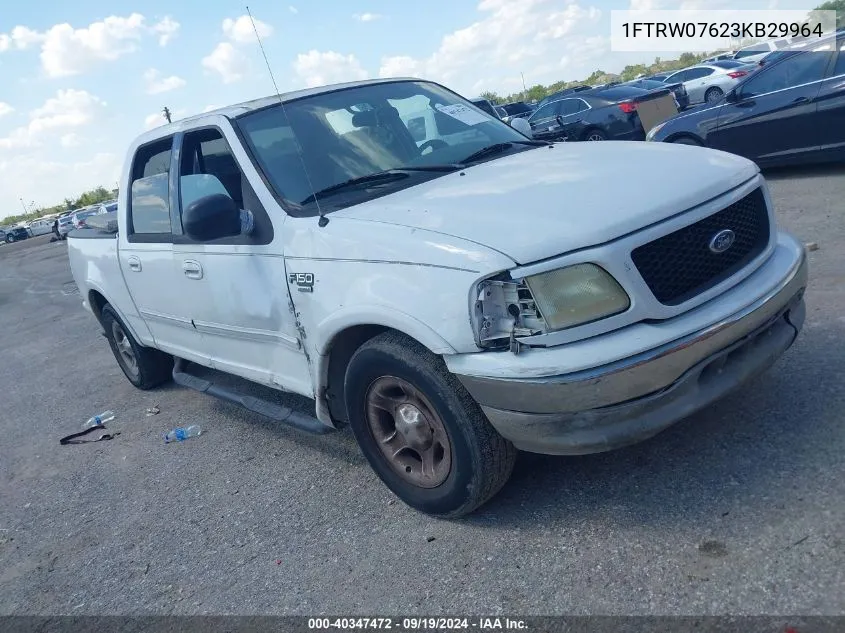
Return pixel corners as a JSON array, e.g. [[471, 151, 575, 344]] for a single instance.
[[101, 304, 172, 389], [6, 235, 14, 243], [344, 332, 516, 517]]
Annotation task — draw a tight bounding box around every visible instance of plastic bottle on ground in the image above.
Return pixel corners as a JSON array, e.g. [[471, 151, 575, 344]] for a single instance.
[[82, 410, 115, 429], [163, 425, 202, 443]]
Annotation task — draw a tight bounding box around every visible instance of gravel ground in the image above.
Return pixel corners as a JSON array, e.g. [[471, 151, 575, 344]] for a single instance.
[[1, 163, 844, 616]]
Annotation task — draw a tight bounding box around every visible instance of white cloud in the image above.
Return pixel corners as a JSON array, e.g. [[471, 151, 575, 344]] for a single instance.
[[9, 26, 44, 49], [0, 152, 120, 216], [60, 133, 83, 148], [143, 68, 186, 94], [377, 0, 603, 95], [0, 89, 105, 152], [293, 50, 369, 88], [202, 42, 249, 83], [0, 102, 13, 117], [222, 15, 273, 44], [289, 6, 299, 13], [152, 16, 180, 46], [29, 89, 106, 134], [354, 13, 383, 22], [0, 14, 183, 77]]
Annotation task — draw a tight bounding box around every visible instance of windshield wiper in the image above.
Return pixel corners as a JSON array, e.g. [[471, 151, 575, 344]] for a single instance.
[[300, 165, 462, 205], [459, 140, 550, 164]]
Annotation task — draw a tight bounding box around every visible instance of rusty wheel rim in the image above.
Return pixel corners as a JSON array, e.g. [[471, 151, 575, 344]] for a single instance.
[[365, 376, 452, 489]]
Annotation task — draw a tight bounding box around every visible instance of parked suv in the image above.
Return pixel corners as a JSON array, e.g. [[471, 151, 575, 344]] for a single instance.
[[1, 226, 30, 243]]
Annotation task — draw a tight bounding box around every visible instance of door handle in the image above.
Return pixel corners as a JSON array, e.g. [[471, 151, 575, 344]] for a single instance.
[[127, 256, 142, 272], [792, 96, 810, 103], [182, 259, 203, 280]]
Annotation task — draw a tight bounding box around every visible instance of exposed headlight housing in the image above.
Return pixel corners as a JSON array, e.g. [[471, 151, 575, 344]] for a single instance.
[[645, 122, 666, 142], [524, 263, 630, 331], [471, 263, 630, 351]]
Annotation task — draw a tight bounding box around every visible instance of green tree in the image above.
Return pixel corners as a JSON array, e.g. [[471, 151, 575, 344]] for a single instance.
[[479, 91, 500, 103], [812, 0, 844, 27]]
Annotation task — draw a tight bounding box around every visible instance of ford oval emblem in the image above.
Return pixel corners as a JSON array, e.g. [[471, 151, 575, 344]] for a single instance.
[[709, 229, 736, 254]]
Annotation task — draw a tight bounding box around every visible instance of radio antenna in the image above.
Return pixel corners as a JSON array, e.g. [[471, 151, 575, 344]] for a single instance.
[[246, 5, 328, 226]]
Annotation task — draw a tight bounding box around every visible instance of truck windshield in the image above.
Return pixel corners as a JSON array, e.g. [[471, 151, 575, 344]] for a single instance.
[[235, 80, 534, 215]]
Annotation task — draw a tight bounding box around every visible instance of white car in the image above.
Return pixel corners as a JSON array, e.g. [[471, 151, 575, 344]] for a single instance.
[[67, 78, 807, 517], [26, 218, 54, 236], [661, 60, 757, 104], [732, 38, 793, 64], [56, 214, 75, 239]]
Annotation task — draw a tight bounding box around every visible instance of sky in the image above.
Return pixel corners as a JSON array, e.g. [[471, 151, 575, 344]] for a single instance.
[[0, 0, 820, 220]]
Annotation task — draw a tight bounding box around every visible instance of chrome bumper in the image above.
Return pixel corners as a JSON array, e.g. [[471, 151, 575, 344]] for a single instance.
[[457, 247, 808, 455]]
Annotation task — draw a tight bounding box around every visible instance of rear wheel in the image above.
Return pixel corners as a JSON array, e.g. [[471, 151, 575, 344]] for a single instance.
[[704, 87, 724, 104], [101, 304, 172, 389], [583, 128, 607, 142], [6, 235, 14, 243], [345, 331, 516, 517]]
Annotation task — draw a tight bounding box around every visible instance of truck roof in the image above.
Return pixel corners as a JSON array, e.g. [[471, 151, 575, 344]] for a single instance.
[[138, 77, 419, 144]]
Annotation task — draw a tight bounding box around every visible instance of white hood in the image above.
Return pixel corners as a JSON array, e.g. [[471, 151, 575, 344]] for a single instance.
[[334, 141, 759, 265]]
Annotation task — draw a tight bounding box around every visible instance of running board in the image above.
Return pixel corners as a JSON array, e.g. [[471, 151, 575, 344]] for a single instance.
[[172, 358, 334, 435]]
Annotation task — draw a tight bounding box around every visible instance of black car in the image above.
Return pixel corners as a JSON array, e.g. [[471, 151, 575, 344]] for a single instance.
[[499, 101, 535, 120], [527, 85, 673, 142], [537, 86, 592, 108], [625, 78, 690, 110], [647, 35, 845, 168]]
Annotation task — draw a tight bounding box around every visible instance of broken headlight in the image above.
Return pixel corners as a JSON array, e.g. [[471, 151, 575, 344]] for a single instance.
[[525, 263, 630, 331], [472, 264, 630, 349]]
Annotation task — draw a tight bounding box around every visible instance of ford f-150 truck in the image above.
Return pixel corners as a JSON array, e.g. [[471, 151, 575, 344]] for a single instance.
[[68, 78, 807, 517]]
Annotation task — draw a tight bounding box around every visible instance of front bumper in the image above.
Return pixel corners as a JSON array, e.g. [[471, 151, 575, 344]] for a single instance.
[[456, 238, 808, 455]]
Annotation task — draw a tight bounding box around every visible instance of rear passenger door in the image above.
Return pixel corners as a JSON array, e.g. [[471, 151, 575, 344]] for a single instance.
[[172, 124, 312, 395], [120, 137, 207, 360]]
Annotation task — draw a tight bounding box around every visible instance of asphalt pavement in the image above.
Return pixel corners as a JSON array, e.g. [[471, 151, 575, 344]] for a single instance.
[[1, 163, 844, 615]]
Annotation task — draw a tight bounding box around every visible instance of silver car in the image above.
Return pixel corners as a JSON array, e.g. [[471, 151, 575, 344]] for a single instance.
[[662, 60, 757, 104]]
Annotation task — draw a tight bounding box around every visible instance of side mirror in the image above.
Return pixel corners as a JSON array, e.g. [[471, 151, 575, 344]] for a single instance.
[[182, 194, 241, 242], [509, 117, 533, 138], [725, 90, 739, 103]]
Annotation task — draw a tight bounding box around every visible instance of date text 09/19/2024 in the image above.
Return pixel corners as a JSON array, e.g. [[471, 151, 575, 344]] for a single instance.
[[307, 618, 528, 630]]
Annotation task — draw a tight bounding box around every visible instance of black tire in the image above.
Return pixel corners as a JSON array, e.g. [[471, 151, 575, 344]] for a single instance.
[[582, 128, 607, 142], [704, 87, 723, 104], [672, 136, 703, 146], [344, 331, 516, 518], [6, 235, 14, 243], [101, 304, 172, 389]]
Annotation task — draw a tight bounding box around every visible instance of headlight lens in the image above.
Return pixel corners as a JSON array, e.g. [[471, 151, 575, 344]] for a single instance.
[[524, 263, 630, 330]]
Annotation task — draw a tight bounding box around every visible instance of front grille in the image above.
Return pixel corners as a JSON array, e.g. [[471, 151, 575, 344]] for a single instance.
[[631, 187, 770, 306]]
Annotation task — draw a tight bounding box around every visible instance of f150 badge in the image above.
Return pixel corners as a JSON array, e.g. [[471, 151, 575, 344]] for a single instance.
[[288, 272, 315, 292]]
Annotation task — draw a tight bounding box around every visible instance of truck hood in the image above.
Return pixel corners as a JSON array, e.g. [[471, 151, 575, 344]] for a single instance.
[[333, 142, 759, 265]]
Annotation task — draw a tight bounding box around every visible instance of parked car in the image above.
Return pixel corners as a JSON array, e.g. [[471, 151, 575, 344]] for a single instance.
[[647, 33, 844, 168], [494, 105, 508, 119], [1, 226, 30, 243], [57, 213, 75, 239], [68, 80, 807, 517], [68, 77, 807, 517], [537, 87, 592, 109], [26, 218, 55, 236], [498, 101, 535, 122], [644, 73, 670, 82], [660, 61, 757, 104], [625, 78, 690, 110], [527, 85, 674, 142], [732, 39, 791, 64], [470, 98, 500, 119], [702, 51, 736, 63], [71, 206, 107, 229]]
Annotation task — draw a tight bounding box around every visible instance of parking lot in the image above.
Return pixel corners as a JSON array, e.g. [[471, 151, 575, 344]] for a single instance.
[[0, 163, 843, 616]]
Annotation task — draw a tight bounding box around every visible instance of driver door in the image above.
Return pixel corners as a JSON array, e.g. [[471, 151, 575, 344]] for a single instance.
[[710, 51, 835, 163]]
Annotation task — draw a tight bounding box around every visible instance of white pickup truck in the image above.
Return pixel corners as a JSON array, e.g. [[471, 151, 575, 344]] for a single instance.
[[68, 78, 807, 517]]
